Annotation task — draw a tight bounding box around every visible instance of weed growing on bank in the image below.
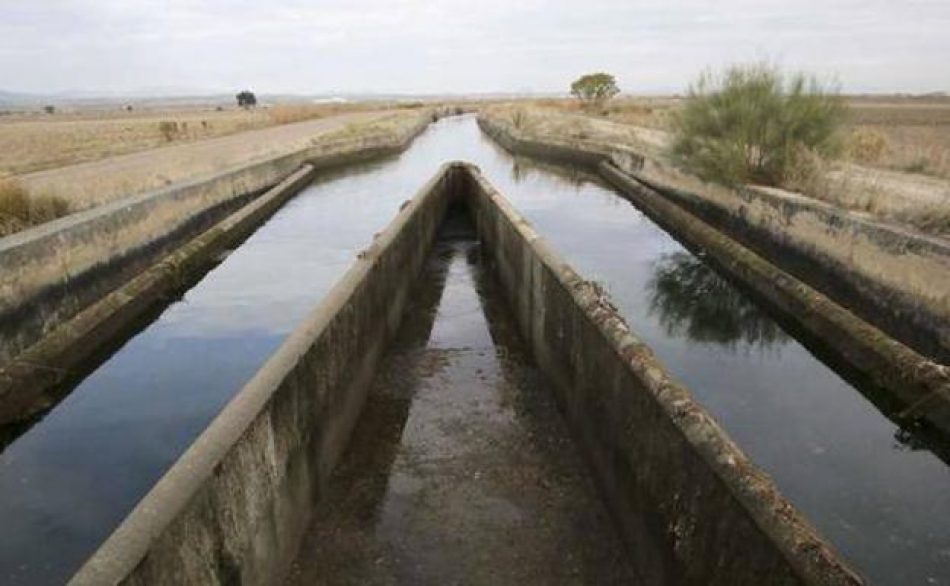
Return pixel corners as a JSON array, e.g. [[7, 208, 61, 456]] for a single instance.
[[0, 174, 70, 237], [670, 64, 845, 187]]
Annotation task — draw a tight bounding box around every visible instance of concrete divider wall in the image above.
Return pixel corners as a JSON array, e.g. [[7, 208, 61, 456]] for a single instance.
[[0, 110, 437, 367], [69, 163, 459, 586], [479, 116, 644, 175], [636, 173, 950, 364], [462, 165, 863, 585], [598, 163, 950, 435], [478, 115, 950, 364], [479, 115, 950, 436], [0, 165, 314, 424]]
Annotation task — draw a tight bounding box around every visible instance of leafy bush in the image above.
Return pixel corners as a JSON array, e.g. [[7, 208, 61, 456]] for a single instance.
[[570, 73, 620, 109], [670, 64, 844, 186], [236, 90, 257, 108]]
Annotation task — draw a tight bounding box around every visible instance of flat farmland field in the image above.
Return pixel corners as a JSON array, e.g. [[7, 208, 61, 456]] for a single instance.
[[0, 101, 387, 176]]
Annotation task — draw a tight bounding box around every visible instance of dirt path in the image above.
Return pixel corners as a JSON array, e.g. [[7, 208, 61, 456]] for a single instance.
[[17, 110, 396, 210]]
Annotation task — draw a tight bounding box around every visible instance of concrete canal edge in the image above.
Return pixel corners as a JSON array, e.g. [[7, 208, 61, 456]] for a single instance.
[[0, 109, 441, 371], [71, 163, 862, 585], [478, 115, 950, 437], [0, 110, 445, 425], [463, 165, 863, 585], [0, 165, 315, 424], [477, 116, 950, 364], [69, 163, 460, 586]]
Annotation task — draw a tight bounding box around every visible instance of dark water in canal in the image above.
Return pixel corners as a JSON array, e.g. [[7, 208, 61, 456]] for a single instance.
[[1, 115, 947, 584], [285, 215, 641, 585]]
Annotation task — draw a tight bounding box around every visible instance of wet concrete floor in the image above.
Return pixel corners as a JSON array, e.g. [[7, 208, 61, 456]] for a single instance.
[[284, 214, 640, 585]]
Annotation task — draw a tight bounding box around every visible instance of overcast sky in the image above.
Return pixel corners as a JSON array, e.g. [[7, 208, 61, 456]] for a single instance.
[[2, 0, 948, 96]]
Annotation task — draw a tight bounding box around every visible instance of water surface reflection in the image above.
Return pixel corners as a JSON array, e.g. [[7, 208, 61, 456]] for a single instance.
[[647, 252, 788, 351]]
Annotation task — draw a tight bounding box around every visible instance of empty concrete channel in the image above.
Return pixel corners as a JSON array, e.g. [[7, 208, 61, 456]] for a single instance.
[[0, 115, 947, 584]]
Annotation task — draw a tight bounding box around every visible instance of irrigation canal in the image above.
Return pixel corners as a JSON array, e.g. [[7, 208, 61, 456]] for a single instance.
[[0, 115, 947, 584]]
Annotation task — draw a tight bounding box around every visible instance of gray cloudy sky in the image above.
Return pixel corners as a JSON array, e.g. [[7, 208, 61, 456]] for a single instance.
[[2, 0, 948, 95]]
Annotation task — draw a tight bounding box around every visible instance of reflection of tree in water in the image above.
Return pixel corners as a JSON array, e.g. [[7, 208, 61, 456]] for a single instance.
[[648, 252, 789, 350]]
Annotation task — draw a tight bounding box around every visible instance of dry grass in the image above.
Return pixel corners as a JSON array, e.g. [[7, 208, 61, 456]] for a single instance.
[[508, 97, 677, 130], [319, 111, 427, 143], [843, 100, 950, 179], [267, 102, 385, 125], [0, 101, 426, 177], [0, 108, 273, 175], [509, 96, 950, 181], [11, 109, 427, 215], [0, 174, 70, 237], [485, 100, 950, 236]]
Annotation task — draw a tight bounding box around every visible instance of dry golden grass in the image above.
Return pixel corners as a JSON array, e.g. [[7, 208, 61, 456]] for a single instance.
[[0, 104, 436, 236], [0, 108, 274, 175], [0, 174, 70, 237], [840, 100, 950, 179], [0, 101, 429, 177], [266, 102, 389, 125], [318, 112, 415, 142], [508, 97, 677, 130], [14, 109, 428, 214]]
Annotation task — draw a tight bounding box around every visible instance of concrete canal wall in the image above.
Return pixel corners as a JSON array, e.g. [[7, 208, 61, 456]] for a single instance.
[[463, 165, 862, 585], [478, 116, 950, 364], [478, 115, 950, 437], [0, 110, 437, 370], [0, 165, 315, 424], [72, 163, 861, 585], [69, 164, 459, 586]]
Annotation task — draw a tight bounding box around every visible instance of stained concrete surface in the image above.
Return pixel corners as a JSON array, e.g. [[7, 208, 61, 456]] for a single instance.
[[284, 216, 640, 585]]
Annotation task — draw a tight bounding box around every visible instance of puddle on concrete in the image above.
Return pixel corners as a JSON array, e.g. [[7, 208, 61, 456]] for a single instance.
[[285, 213, 642, 585], [0, 115, 947, 584]]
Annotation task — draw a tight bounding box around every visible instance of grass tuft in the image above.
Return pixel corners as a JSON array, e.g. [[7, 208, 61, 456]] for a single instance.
[[0, 174, 70, 237]]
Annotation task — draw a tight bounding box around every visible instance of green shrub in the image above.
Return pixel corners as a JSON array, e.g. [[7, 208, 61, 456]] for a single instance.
[[570, 72, 620, 110], [670, 64, 845, 186]]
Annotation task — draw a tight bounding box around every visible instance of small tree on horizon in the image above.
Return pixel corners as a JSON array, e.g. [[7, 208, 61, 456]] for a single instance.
[[570, 73, 620, 108], [236, 90, 257, 109]]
